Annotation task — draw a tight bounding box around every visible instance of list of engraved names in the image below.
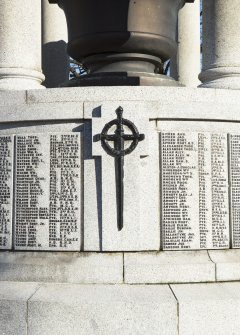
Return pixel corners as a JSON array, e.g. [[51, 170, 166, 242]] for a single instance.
[[161, 132, 229, 250], [15, 134, 81, 250], [2, 130, 240, 251], [230, 135, 240, 248], [0, 136, 13, 249]]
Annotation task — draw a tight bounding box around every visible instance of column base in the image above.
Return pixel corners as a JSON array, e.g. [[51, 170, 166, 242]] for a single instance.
[[62, 72, 181, 87], [199, 67, 240, 90], [0, 68, 45, 90]]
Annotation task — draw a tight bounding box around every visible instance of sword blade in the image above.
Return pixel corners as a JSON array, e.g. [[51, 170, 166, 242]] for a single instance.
[[114, 111, 124, 231], [115, 154, 124, 231]]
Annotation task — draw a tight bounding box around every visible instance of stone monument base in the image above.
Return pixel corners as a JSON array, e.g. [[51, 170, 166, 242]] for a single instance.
[[2, 280, 240, 335], [1, 86, 240, 334]]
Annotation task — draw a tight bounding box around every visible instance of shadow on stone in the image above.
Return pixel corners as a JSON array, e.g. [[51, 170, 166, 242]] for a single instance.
[[95, 158, 103, 251], [42, 40, 69, 88]]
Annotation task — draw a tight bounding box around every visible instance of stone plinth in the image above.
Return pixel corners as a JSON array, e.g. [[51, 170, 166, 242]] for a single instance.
[[1, 86, 240, 334]]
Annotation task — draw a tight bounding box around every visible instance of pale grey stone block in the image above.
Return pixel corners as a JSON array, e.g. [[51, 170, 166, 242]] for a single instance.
[[0, 102, 84, 123], [84, 103, 160, 251], [124, 251, 215, 284], [24, 87, 240, 122], [0, 87, 239, 123], [0, 90, 26, 106], [93, 90, 240, 121], [158, 120, 240, 135], [84, 100, 151, 119], [27, 86, 216, 104], [0, 281, 39, 335], [171, 282, 240, 335], [0, 252, 123, 284], [161, 101, 240, 121], [28, 284, 177, 335], [209, 249, 240, 281], [0, 122, 84, 136]]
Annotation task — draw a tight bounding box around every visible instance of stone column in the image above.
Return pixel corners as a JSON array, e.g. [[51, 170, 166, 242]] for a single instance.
[[178, 0, 201, 87], [0, 0, 45, 90], [171, 0, 201, 87], [200, 0, 240, 89], [42, 0, 69, 88]]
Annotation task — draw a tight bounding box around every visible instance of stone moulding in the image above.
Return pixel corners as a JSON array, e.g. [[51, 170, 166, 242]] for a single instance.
[[1, 250, 240, 284]]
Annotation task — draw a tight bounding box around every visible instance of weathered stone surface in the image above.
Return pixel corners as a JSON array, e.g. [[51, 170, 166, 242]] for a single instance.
[[0, 282, 39, 335], [124, 251, 215, 284], [0, 102, 84, 123], [28, 284, 177, 335], [27, 86, 217, 105], [0, 90, 26, 106], [200, 0, 240, 89], [0, 0, 44, 90], [177, 0, 201, 87], [25, 87, 240, 122], [171, 282, 240, 335], [0, 252, 123, 284], [84, 103, 159, 251], [27, 86, 216, 104], [0, 122, 83, 136], [209, 249, 240, 281]]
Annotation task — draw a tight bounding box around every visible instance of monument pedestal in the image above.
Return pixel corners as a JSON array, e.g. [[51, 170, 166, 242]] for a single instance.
[[1, 86, 240, 334]]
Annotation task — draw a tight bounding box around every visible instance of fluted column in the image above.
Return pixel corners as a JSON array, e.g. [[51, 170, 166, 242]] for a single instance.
[[200, 0, 240, 89], [42, 0, 69, 88], [0, 0, 45, 90]]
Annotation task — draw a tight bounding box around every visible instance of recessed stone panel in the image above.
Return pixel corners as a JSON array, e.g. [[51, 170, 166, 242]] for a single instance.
[[14, 133, 81, 251], [84, 105, 160, 252], [229, 134, 240, 248], [161, 132, 229, 250], [0, 135, 13, 250]]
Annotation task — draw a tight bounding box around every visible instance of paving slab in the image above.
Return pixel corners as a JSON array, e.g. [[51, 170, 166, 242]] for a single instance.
[[28, 283, 177, 335], [171, 282, 240, 335], [0, 281, 40, 335]]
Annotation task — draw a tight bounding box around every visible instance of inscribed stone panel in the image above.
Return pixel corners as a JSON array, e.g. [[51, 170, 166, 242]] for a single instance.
[[14, 133, 81, 251], [0, 135, 13, 250], [161, 132, 229, 250], [229, 135, 240, 248]]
